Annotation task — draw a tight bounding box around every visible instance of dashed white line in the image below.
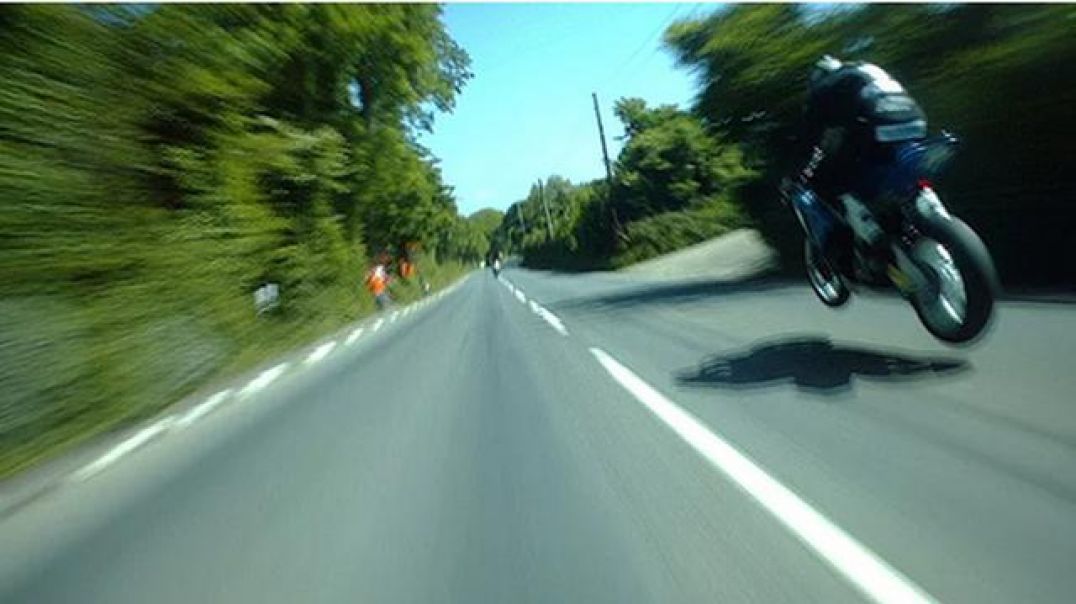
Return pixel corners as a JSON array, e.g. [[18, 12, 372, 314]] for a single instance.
[[529, 300, 540, 314], [240, 363, 289, 398], [70, 280, 476, 485], [175, 389, 232, 429], [514, 289, 526, 303], [74, 416, 176, 481], [534, 305, 568, 336], [345, 327, 365, 346], [304, 341, 337, 365], [588, 348, 936, 604]]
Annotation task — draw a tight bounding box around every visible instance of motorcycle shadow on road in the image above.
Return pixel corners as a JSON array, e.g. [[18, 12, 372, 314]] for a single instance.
[[676, 336, 969, 395]]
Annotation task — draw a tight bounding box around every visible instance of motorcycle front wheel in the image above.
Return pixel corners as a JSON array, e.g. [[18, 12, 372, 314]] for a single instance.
[[908, 217, 999, 344], [805, 239, 850, 307]]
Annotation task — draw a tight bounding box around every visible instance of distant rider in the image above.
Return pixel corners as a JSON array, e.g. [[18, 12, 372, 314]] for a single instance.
[[487, 246, 503, 274], [787, 55, 928, 254]]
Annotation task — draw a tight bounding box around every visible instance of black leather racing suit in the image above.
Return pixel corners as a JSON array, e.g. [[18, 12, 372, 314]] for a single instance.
[[799, 63, 927, 204]]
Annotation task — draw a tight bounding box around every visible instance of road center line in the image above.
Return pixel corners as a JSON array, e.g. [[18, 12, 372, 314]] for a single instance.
[[371, 318, 384, 332], [514, 289, 526, 303], [534, 305, 568, 336], [589, 347, 936, 604]]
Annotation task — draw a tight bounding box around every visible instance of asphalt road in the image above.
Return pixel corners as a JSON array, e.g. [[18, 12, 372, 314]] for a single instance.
[[1, 268, 1074, 603]]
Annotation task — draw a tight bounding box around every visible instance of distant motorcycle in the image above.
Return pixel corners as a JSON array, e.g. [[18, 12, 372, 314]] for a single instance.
[[783, 131, 999, 344], [491, 258, 502, 278]]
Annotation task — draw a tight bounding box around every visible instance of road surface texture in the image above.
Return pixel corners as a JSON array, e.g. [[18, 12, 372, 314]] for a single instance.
[[1, 268, 1074, 603]]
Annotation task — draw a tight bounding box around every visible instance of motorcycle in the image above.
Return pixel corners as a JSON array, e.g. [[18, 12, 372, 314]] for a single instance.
[[783, 131, 999, 344], [491, 258, 502, 278]]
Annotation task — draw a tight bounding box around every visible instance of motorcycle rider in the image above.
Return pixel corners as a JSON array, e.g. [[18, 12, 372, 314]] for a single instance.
[[487, 244, 504, 274], [787, 55, 928, 260]]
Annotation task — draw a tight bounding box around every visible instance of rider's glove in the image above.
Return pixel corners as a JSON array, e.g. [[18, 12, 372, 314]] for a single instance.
[[798, 145, 824, 182]]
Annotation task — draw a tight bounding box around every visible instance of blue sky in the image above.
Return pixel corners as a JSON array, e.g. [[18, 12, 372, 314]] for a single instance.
[[419, 3, 718, 216]]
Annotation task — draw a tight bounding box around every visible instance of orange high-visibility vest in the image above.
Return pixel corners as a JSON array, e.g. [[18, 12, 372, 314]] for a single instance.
[[366, 266, 387, 295]]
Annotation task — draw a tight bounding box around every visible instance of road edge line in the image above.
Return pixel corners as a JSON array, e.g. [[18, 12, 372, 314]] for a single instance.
[[589, 347, 937, 604]]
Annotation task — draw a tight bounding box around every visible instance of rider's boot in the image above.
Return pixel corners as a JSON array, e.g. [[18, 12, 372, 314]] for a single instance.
[[840, 194, 884, 249]]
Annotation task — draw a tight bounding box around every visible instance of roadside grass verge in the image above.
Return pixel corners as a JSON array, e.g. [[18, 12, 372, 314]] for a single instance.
[[0, 260, 470, 480]]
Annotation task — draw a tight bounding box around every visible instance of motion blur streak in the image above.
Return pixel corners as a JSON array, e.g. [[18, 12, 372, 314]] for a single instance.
[[0, 5, 481, 477]]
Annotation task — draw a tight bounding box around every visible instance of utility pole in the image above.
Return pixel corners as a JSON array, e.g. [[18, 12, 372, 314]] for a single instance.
[[591, 92, 614, 188], [538, 179, 554, 240], [592, 92, 625, 243]]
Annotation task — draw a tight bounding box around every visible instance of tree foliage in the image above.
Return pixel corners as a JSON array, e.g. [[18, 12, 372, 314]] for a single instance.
[[514, 100, 752, 269], [666, 4, 1076, 285], [468, 208, 505, 239], [516, 6, 1076, 285], [0, 4, 473, 475], [611, 98, 753, 224]]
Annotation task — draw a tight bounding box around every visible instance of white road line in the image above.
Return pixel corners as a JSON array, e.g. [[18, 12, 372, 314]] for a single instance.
[[304, 341, 337, 365], [372, 318, 385, 332], [529, 300, 540, 314], [345, 327, 365, 346], [240, 363, 289, 398], [175, 389, 232, 429], [74, 417, 176, 481], [514, 289, 526, 303], [389, 311, 399, 323], [531, 304, 568, 336], [588, 348, 936, 604]]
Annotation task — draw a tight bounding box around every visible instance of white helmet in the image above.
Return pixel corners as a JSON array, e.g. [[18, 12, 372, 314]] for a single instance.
[[809, 55, 843, 89]]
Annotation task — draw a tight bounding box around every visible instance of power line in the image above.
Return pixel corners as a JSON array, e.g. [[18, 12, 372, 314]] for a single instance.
[[602, 3, 688, 88]]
